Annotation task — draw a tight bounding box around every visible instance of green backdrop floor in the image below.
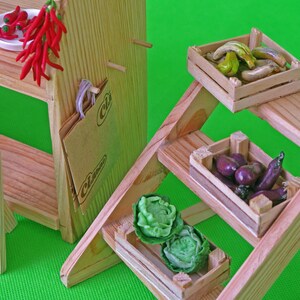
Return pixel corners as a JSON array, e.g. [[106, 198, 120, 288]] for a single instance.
[[1, 0, 300, 299]]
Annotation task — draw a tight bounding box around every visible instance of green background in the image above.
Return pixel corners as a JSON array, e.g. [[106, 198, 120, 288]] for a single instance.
[[1, 0, 300, 299]]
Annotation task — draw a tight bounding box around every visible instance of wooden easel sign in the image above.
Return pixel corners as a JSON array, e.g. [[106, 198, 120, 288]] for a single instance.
[[60, 81, 120, 213]]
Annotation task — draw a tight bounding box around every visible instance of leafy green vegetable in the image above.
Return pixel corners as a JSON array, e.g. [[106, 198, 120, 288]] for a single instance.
[[133, 194, 184, 244], [161, 225, 210, 273]]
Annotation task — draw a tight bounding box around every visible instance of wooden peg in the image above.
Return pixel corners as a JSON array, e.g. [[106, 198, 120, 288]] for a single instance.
[[192, 46, 202, 55], [249, 27, 263, 50], [173, 272, 192, 288], [107, 61, 127, 73], [250, 195, 272, 215], [77, 81, 100, 95], [229, 77, 242, 87], [132, 39, 153, 48], [230, 131, 249, 157], [116, 221, 134, 240], [284, 177, 300, 199], [291, 60, 300, 69], [208, 248, 227, 271], [191, 146, 213, 170]]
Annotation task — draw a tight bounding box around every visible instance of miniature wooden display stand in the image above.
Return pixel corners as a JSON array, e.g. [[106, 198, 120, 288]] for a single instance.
[[188, 27, 300, 112], [190, 131, 299, 237], [0, 153, 17, 274], [102, 215, 230, 299], [0, 0, 150, 243], [61, 79, 300, 299]]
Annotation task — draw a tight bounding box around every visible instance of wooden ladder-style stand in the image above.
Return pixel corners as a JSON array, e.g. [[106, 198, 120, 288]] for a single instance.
[[0, 0, 148, 244], [0, 153, 17, 274], [61, 80, 300, 299]]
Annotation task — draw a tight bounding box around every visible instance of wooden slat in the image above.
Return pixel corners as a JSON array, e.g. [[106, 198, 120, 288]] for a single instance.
[[4, 201, 17, 233], [0, 135, 58, 230], [250, 92, 300, 147], [0, 1, 47, 101], [157, 131, 260, 246]]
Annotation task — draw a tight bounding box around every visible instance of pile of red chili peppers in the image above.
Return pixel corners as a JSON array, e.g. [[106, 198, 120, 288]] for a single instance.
[[16, 0, 67, 86]]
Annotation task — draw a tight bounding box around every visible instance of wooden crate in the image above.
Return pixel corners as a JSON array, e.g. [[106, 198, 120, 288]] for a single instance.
[[102, 215, 230, 300], [188, 28, 300, 112], [190, 131, 300, 237]]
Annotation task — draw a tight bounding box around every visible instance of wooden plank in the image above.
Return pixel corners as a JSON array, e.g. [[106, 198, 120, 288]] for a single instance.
[[0, 135, 59, 230], [219, 191, 300, 299], [250, 92, 300, 147], [60, 82, 219, 286], [235, 68, 300, 100], [158, 131, 260, 246], [181, 202, 215, 226], [0, 153, 6, 274], [234, 80, 300, 112], [48, 0, 149, 242]]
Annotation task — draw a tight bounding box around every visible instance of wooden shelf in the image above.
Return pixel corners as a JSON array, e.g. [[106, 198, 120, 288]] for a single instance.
[[0, 135, 58, 230], [157, 131, 260, 247], [0, 0, 47, 101], [251, 92, 300, 147]]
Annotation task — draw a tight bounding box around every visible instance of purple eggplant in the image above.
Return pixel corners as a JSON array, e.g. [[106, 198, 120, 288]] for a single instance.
[[215, 155, 239, 177], [235, 161, 264, 186], [230, 153, 247, 167], [248, 186, 287, 206], [255, 152, 285, 192], [213, 170, 250, 200]]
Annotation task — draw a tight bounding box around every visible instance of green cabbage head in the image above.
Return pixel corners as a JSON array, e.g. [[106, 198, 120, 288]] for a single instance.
[[133, 194, 184, 244], [161, 225, 210, 273]]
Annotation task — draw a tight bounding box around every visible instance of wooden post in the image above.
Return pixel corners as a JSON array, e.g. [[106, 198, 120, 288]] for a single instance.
[[0, 153, 6, 274]]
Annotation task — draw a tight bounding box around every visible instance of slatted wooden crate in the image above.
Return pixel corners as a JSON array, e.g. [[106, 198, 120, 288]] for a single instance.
[[188, 28, 300, 112], [102, 215, 230, 300], [190, 131, 300, 237]]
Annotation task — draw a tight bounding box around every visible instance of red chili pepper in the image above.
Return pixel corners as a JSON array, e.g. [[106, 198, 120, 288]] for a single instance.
[[41, 41, 48, 72], [20, 55, 35, 80], [0, 28, 18, 40], [3, 6, 20, 24], [31, 12, 50, 50], [50, 8, 67, 33], [51, 26, 62, 50], [46, 55, 64, 71], [11, 11, 29, 27], [23, 6, 46, 48], [1, 24, 16, 35], [16, 20, 29, 30], [21, 42, 35, 63]]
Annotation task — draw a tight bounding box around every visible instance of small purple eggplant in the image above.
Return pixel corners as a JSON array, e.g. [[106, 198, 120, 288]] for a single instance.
[[235, 161, 264, 186], [213, 170, 250, 200], [215, 155, 239, 177], [230, 153, 247, 167], [255, 152, 285, 192], [249, 186, 287, 206]]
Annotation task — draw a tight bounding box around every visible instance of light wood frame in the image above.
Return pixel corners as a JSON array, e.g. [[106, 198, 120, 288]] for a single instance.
[[61, 81, 300, 299]]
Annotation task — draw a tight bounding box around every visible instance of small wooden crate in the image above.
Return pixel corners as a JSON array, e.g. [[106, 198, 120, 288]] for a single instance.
[[188, 28, 300, 112], [190, 131, 300, 237], [102, 215, 230, 300]]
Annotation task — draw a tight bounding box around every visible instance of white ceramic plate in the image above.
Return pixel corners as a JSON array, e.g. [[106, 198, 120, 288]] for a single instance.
[[0, 9, 40, 52]]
